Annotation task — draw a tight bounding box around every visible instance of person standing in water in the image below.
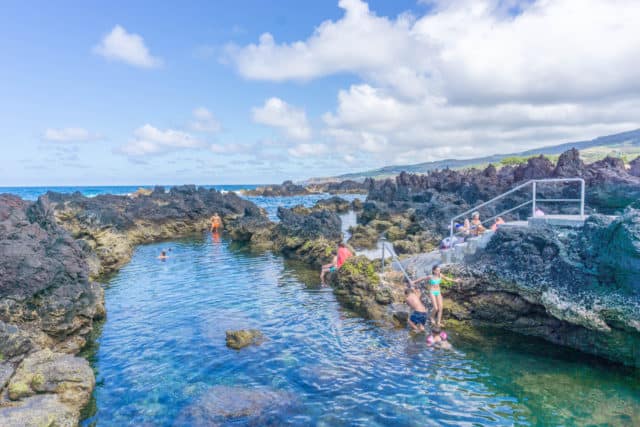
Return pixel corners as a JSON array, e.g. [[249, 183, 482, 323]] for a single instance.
[[210, 213, 222, 232], [411, 265, 460, 328], [405, 287, 427, 332]]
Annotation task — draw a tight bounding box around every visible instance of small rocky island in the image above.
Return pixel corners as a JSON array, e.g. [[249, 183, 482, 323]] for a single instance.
[[1, 149, 639, 424]]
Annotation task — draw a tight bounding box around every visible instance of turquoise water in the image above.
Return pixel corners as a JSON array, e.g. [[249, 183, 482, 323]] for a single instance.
[[81, 234, 640, 426]]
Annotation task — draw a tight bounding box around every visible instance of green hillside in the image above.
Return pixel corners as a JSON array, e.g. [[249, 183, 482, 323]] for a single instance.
[[310, 129, 640, 182]]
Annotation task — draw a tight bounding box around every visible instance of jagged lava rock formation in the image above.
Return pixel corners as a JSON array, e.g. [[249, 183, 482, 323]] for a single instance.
[[46, 185, 265, 277], [0, 195, 104, 426], [360, 149, 640, 252], [439, 210, 640, 367]]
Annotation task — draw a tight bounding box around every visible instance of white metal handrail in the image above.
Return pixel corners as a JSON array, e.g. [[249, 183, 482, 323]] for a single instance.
[[380, 238, 413, 284], [449, 178, 585, 242]]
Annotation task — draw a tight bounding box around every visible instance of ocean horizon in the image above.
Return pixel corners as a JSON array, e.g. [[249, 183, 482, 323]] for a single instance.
[[0, 184, 262, 201]]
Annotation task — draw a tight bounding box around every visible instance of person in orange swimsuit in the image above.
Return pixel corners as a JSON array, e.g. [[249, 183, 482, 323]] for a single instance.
[[210, 213, 222, 232]]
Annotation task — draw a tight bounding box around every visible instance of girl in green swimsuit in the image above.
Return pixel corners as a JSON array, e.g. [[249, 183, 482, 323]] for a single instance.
[[411, 265, 459, 327]]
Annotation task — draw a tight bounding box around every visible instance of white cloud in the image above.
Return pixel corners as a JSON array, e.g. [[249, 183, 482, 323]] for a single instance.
[[251, 97, 312, 140], [288, 143, 328, 158], [93, 25, 162, 68], [190, 107, 221, 133], [229, 0, 640, 166], [43, 127, 102, 142], [210, 142, 253, 154], [118, 124, 204, 157]]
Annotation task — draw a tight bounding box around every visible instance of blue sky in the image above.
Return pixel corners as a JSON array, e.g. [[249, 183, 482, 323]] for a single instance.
[[1, 0, 638, 186]]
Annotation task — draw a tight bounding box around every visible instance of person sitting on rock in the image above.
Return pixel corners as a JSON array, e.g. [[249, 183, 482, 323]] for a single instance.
[[490, 216, 505, 231], [462, 218, 471, 235], [210, 213, 222, 232], [320, 242, 353, 286], [158, 250, 168, 260], [470, 211, 486, 235], [405, 287, 427, 332], [411, 265, 460, 328]]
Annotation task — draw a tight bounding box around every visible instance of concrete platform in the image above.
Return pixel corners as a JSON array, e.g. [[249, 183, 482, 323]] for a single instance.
[[528, 214, 586, 228]]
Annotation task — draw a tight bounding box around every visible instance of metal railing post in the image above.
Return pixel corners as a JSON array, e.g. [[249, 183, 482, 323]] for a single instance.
[[532, 181, 537, 217], [580, 179, 585, 217], [450, 219, 454, 244]]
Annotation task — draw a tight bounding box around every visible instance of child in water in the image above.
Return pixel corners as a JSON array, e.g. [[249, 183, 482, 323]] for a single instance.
[[405, 287, 428, 332], [411, 265, 460, 328], [426, 326, 451, 349], [158, 250, 168, 260]]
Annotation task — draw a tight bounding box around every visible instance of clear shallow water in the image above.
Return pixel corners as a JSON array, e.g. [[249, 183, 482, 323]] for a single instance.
[[81, 234, 640, 427]]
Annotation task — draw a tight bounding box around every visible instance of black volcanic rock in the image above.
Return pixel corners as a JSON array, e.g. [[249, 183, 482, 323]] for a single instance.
[[629, 156, 640, 177], [243, 180, 312, 197], [554, 148, 585, 177], [276, 207, 342, 242], [435, 210, 640, 367], [45, 186, 266, 275], [0, 195, 104, 345]]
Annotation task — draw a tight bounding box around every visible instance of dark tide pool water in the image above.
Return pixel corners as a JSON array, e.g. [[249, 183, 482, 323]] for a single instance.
[[81, 234, 639, 427]]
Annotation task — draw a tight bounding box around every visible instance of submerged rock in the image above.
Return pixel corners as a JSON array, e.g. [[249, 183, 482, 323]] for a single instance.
[[174, 385, 295, 426], [225, 329, 265, 349]]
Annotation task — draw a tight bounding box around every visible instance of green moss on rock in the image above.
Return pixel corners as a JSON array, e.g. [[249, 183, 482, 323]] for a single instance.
[[8, 380, 32, 400], [386, 226, 406, 241], [347, 225, 379, 249]]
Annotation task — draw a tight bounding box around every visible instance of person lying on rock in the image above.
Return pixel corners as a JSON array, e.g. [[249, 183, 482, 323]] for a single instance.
[[411, 265, 460, 328], [320, 242, 353, 286], [405, 287, 427, 332]]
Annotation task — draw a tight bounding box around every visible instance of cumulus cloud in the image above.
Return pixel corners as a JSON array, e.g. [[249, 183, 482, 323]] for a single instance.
[[229, 0, 640, 165], [43, 127, 102, 142], [93, 25, 162, 68], [118, 124, 204, 157], [288, 143, 328, 158], [190, 107, 221, 133], [252, 97, 311, 140]]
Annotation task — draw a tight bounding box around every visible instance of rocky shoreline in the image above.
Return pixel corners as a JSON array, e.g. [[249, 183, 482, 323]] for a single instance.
[[1, 148, 639, 424], [242, 179, 367, 197], [0, 186, 271, 426]]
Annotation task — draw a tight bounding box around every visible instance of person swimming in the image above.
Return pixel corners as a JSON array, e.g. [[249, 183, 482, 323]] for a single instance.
[[411, 265, 460, 328], [405, 287, 427, 332], [158, 250, 168, 260], [426, 326, 451, 349]]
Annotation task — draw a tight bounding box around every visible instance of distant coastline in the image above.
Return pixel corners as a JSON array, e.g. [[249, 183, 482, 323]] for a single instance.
[[0, 184, 262, 201]]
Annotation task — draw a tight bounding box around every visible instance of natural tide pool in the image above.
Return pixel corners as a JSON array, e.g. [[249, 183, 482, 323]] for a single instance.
[[80, 233, 640, 426]]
